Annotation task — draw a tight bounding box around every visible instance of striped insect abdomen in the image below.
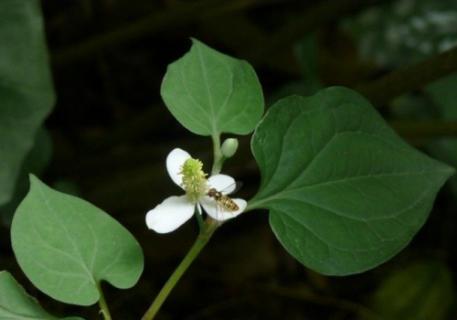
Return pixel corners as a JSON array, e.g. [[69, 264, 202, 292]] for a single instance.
[[207, 188, 239, 212]]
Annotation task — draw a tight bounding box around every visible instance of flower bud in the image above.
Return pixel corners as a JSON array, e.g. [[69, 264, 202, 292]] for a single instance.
[[221, 138, 239, 158]]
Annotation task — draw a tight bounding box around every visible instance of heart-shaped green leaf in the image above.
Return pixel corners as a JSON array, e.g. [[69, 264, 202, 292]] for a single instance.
[[249, 87, 454, 276], [161, 38, 264, 136], [0, 0, 55, 206], [11, 176, 144, 306], [0, 271, 83, 319]]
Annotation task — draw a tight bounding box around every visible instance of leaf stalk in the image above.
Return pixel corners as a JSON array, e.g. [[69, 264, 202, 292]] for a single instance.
[[211, 134, 225, 175], [97, 282, 112, 320]]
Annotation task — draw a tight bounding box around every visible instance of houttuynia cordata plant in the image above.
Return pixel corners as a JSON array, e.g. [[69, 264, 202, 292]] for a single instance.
[[0, 2, 455, 319]]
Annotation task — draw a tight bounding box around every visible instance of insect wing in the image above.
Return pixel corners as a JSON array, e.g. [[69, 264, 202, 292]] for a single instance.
[[204, 180, 242, 220], [220, 181, 243, 195]]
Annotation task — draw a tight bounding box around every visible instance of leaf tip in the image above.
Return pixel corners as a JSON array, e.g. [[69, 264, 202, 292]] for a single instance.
[[189, 37, 203, 46], [437, 161, 456, 180], [446, 164, 456, 179], [189, 37, 215, 56], [28, 173, 42, 188]]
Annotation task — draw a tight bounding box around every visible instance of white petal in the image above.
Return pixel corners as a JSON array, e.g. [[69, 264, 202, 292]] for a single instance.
[[146, 195, 195, 233], [200, 196, 247, 221], [208, 174, 236, 194], [166, 148, 191, 187]]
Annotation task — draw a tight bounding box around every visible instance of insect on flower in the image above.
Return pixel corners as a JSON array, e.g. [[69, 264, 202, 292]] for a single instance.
[[207, 187, 239, 211], [206, 180, 243, 214], [145, 148, 247, 233]]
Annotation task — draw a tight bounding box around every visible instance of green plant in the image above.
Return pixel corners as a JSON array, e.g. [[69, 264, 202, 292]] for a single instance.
[[0, 2, 454, 319]]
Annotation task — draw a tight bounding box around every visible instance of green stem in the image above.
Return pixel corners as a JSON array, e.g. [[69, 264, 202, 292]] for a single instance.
[[195, 207, 204, 230], [141, 220, 218, 320], [211, 134, 224, 175], [97, 282, 112, 320]]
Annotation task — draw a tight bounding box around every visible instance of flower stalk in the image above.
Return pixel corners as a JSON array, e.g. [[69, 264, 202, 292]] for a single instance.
[[141, 219, 218, 320], [143, 141, 245, 318]]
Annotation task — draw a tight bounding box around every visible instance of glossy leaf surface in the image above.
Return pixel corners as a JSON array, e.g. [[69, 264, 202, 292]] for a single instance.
[[250, 87, 454, 275]]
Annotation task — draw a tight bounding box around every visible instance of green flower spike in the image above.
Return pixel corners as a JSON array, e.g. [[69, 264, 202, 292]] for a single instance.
[[180, 158, 208, 203]]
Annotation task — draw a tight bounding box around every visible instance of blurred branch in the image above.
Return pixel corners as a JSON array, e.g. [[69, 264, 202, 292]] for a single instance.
[[52, 0, 390, 70], [357, 46, 457, 106], [202, 0, 390, 74], [249, 0, 388, 72], [52, 0, 264, 65], [390, 120, 457, 138]]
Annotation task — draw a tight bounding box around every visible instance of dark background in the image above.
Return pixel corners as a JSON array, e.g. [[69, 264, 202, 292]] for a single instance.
[[1, 0, 457, 319]]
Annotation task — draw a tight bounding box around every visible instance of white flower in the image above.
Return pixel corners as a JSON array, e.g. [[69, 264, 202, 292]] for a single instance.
[[145, 148, 247, 233]]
